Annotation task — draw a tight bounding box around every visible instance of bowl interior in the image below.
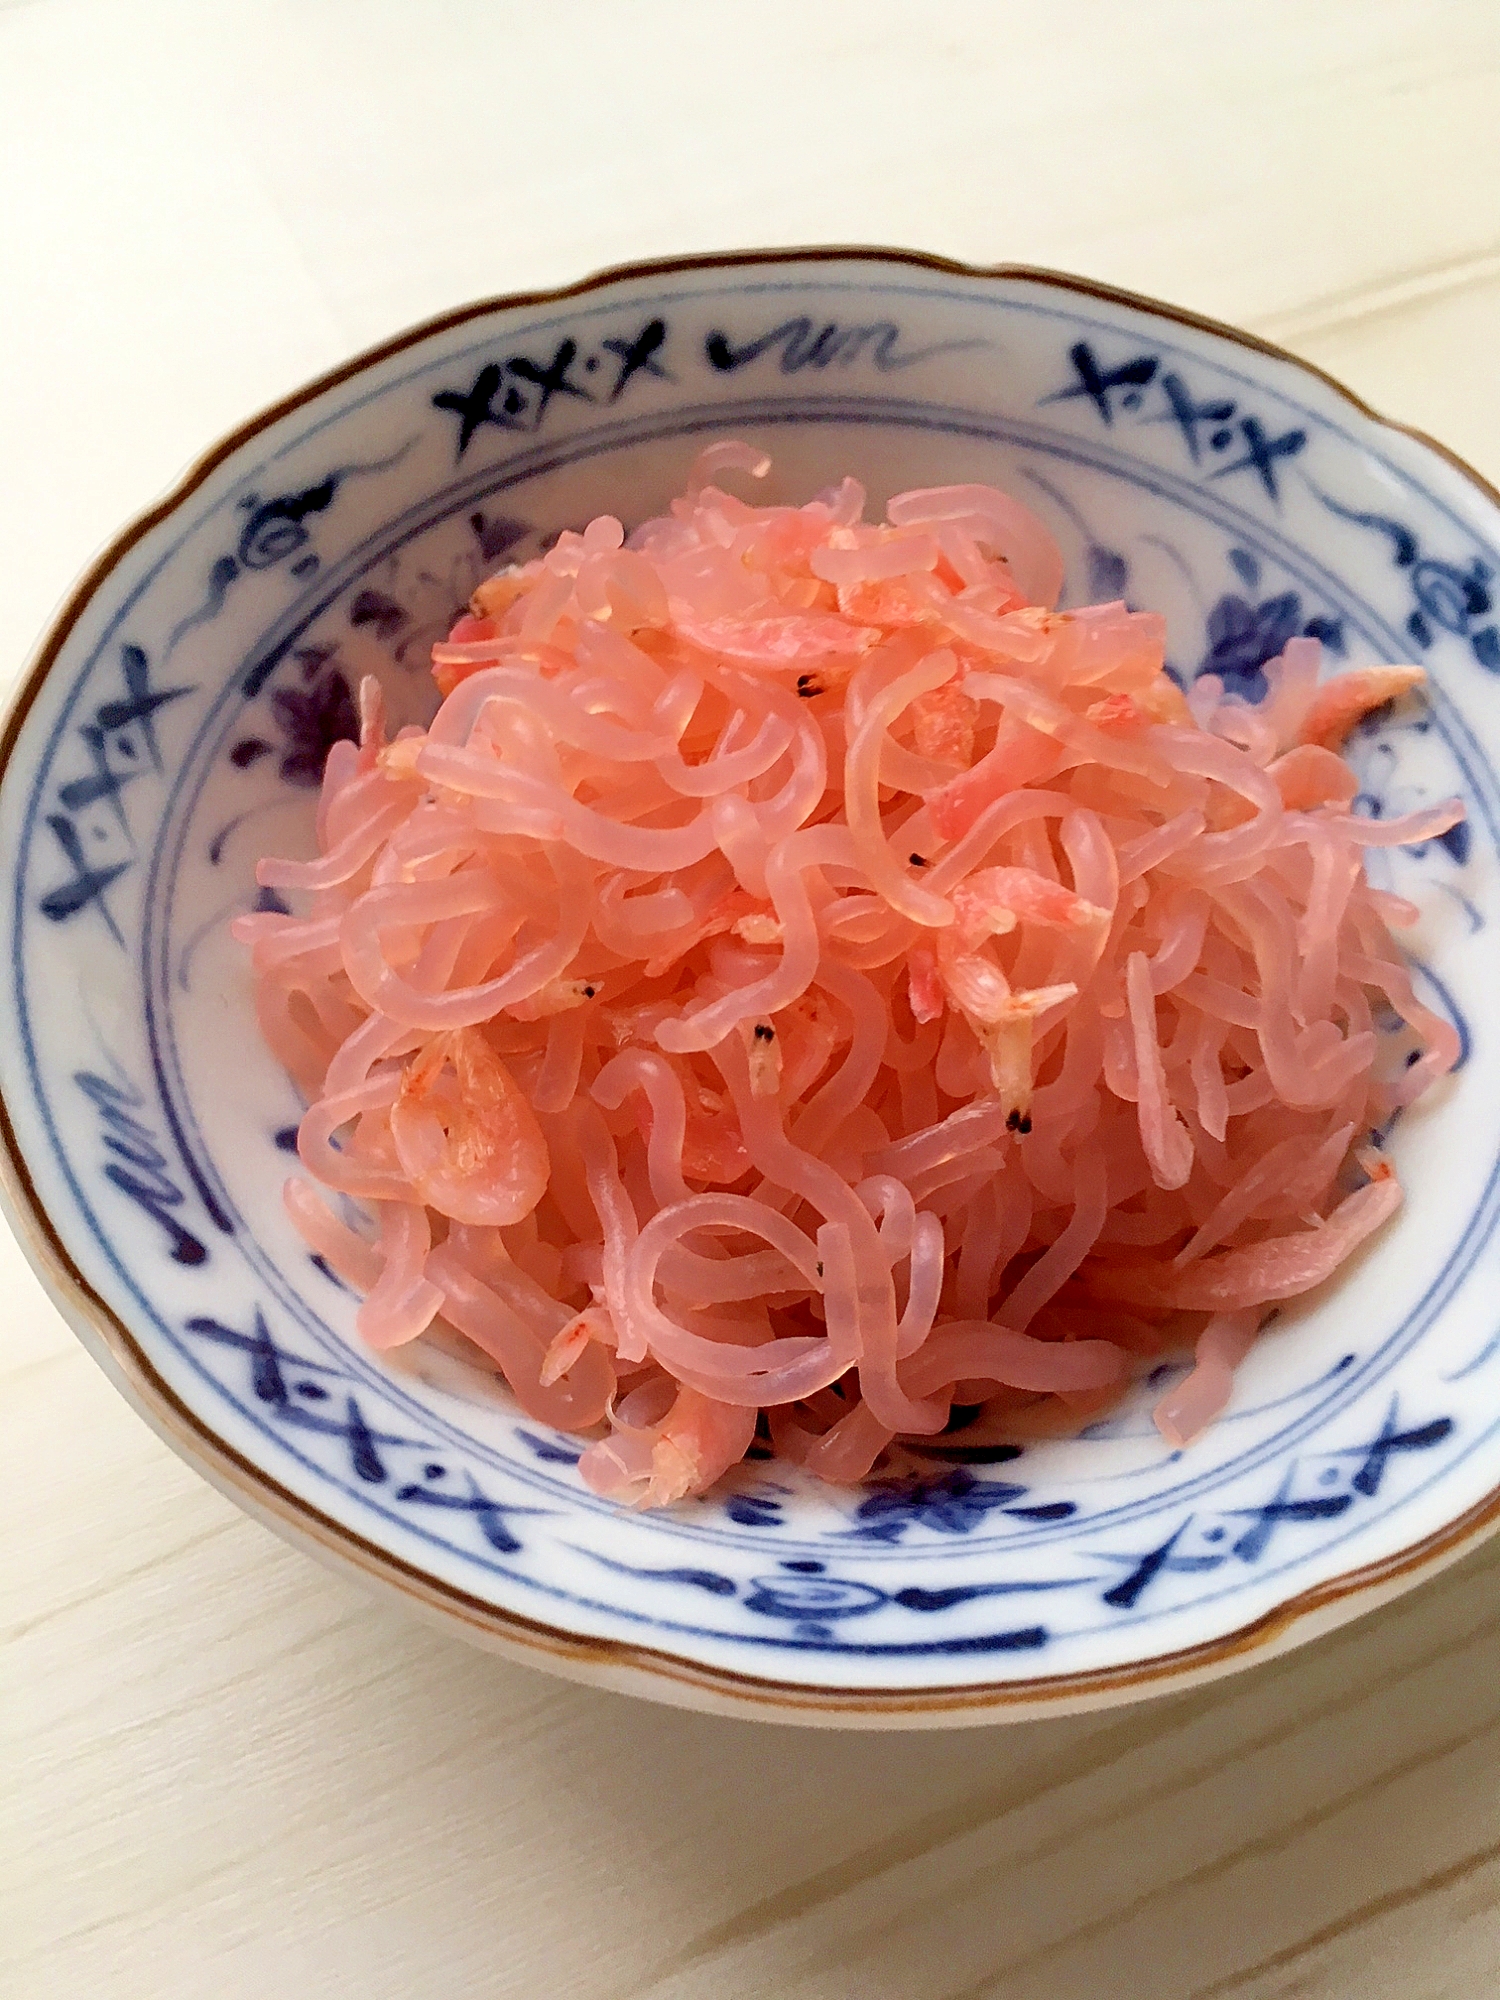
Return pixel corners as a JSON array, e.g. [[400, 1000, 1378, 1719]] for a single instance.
[[6, 253, 1500, 1716]]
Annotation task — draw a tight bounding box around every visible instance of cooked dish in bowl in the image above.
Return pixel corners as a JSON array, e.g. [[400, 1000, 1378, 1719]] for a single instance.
[[245, 448, 1459, 1508], [8, 249, 1495, 1722]]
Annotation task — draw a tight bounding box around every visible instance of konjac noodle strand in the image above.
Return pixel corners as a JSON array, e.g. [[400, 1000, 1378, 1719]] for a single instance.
[[235, 445, 1461, 1506]]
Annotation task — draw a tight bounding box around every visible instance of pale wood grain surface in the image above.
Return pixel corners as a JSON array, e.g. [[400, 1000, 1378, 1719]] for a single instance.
[[4, 4, 1499, 1995]]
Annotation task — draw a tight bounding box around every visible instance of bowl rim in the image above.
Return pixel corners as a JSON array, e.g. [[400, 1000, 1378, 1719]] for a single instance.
[[7, 243, 1500, 1725]]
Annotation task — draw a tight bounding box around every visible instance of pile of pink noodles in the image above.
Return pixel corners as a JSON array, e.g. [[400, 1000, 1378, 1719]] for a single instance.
[[235, 445, 1463, 1507]]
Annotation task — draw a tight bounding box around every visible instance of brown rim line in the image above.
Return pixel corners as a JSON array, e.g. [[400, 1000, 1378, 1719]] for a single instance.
[[6, 245, 1500, 1728]]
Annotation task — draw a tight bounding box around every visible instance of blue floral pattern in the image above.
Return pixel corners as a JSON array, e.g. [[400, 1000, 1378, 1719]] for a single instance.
[[1196, 546, 1347, 698], [842, 1468, 1076, 1543], [230, 647, 358, 788]]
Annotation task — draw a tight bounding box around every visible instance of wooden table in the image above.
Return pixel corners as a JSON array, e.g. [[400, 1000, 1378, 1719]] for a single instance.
[[5, 3, 1500, 1993]]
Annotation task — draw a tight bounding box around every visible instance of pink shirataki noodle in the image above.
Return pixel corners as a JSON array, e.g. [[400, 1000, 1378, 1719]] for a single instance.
[[235, 451, 1463, 1508]]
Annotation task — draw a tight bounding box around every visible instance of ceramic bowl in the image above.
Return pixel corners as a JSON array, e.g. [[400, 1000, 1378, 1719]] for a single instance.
[[5, 249, 1499, 1728]]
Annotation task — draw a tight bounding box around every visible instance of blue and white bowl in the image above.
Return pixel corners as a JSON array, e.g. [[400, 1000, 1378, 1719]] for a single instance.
[[5, 249, 1499, 1726]]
